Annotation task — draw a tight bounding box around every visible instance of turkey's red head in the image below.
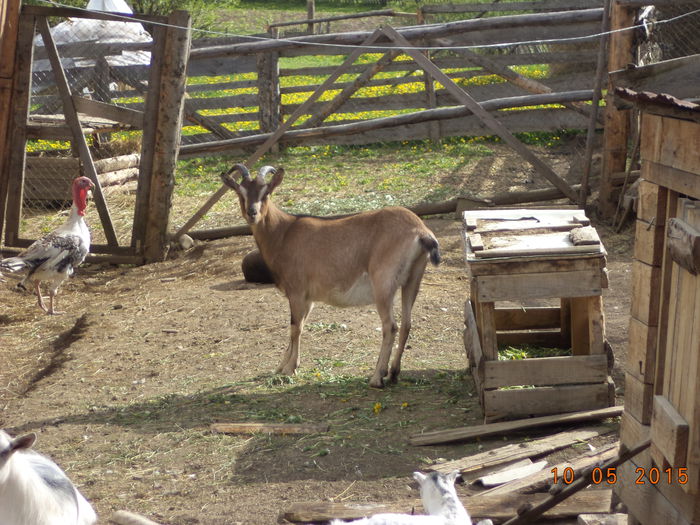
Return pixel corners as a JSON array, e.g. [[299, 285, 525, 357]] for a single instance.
[[72, 176, 95, 216]]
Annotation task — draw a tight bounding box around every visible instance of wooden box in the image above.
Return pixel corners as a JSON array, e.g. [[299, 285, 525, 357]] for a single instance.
[[462, 208, 614, 423]]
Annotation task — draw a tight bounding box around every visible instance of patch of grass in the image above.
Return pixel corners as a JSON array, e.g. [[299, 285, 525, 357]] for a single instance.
[[498, 344, 571, 360]]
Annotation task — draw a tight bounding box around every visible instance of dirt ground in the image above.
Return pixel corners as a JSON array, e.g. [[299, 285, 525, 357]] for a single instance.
[[0, 211, 634, 524]]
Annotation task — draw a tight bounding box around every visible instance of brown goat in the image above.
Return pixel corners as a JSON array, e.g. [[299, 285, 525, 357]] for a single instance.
[[222, 164, 440, 388]]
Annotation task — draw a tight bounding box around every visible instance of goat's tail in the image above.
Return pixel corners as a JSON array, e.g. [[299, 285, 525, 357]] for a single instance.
[[419, 235, 441, 266]]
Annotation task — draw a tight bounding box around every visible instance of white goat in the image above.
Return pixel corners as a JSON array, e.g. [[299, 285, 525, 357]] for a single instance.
[[330, 471, 493, 525], [221, 164, 441, 388], [0, 430, 97, 525]]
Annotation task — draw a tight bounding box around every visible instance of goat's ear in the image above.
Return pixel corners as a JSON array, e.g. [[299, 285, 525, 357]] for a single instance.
[[413, 471, 427, 484], [220, 172, 241, 194], [446, 470, 460, 485], [266, 167, 285, 195], [11, 433, 36, 452]]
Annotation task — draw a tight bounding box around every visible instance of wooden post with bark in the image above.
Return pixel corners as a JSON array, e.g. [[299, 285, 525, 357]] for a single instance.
[[0, 0, 21, 242], [256, 44, 281, 136], [135, 10, 191, 262], [598, 0, 637, 218]]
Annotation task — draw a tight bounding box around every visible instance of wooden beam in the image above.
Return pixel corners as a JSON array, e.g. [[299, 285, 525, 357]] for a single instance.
[[280, 490, 613, 524], [422, 0, 603, 13], [37, 18, 118, 245], [599, 1, 636, 217], [381, 25, 578, 202], [409, 405, 623, 446], [72, 95, 144, 128], [142, 10, 191, 263], [0, 0, 22, 244]]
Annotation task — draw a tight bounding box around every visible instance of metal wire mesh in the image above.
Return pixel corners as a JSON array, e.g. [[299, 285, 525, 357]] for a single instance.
[[23, 12, 152, 247]]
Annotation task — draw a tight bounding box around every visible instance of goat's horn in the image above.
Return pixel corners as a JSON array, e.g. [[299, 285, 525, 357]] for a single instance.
[[257, 166, 277, 182], [230, 163, 251, 180]]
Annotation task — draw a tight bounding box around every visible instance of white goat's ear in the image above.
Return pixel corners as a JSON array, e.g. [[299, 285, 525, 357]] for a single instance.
[[413, 471, 427, 484], [11, 433, 36, 452]]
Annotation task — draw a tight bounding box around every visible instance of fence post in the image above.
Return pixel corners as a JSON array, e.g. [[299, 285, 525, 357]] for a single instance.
[[0, 0, 22, 242], [139, 9, 191, 263], [257, 46, 281, 147], [598, 0, 637, 218], [307, 0, 315, 35]]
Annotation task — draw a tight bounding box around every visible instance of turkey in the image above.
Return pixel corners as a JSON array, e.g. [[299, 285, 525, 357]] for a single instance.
[[0, 176, 94, 314]]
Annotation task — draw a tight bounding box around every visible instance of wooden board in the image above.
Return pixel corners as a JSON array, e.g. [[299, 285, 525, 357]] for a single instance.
[[624, 373, 654, 425], [483, 382, 611, 422], [637, 180, 667, 225], [643, 161, 700, 201], [634, 219, 666, 266], [466, 253, 605, 277], [651, 395, 689, 468], [494, 306, 560, 330], [280, 489, 613, 524], [630, 260, 662, 326], [483, 355, 607, 389], [409, 405, 623, 446], [463, 299, 483, 370], [626, 317, 658, 384], [614, 459, 694, 525], [431, 425, 615, 475], [475, 269, 604, 302], [496, 330, 566, 348], [619, 411, 651, 469], [641, 114, 700, 177], [210, 422, 329, 435]]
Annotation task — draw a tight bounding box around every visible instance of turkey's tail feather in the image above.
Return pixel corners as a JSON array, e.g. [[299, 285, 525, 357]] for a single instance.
[[0, 257, 29, 273]]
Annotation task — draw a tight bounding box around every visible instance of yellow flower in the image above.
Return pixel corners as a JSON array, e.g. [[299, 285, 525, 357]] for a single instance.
[[373, 402, 382, 414], [401, 402, 409, 409]]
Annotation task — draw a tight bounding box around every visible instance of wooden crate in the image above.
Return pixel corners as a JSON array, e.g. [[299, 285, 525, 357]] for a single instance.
[[462, 208, 614, 422]]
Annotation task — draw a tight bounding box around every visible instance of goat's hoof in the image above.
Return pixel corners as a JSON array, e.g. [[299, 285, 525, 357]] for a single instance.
[[368, 377, 385, 389], [387, 369, 400, 383]]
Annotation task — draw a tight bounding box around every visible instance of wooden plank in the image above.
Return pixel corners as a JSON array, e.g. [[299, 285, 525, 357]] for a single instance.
[[72, 95, 144, 128], [381, 25, 578, 202], [587, 295, 606, 355], [422, 0, 602, 13], [624, 373, 654, 425], [280, 490, 613, 524], [642, 114, 700, 177], [477, 300, 498, 361], [431, 425, 614, 475], [642, 163, 700, 202], [479, 443, 618, 496], [484, 383, 611, 422], [37, 18, 119, 246], [464, 300, 482, 370], [634, 219, 666, 266], [474, 244, 603, 259], [483, 355, 607, 389], [476, 270, 603, 302], [611, 54, 700, 101], [211, 422, 329, 435], [638, 176, 668, 227], [619, 411, 651, 468], [569, 297, 588, 356], [468, 233, 484, 251], [409, 405, 623, 446], [494, 307, 561, 330], [626, 317, 657, 384], [614, 460, 693, 525], [578, 514, 627, 525], [667, 218, 700, 275], [631, 260, 662, 326], [651, 395, 689, 468], [477, 460, 546, 487], [2, 12, 34, 246], [467, 255, 605, 277]]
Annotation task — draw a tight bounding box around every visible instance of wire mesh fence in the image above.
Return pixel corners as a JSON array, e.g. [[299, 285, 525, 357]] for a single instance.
[[22, 11, 152, 247]]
